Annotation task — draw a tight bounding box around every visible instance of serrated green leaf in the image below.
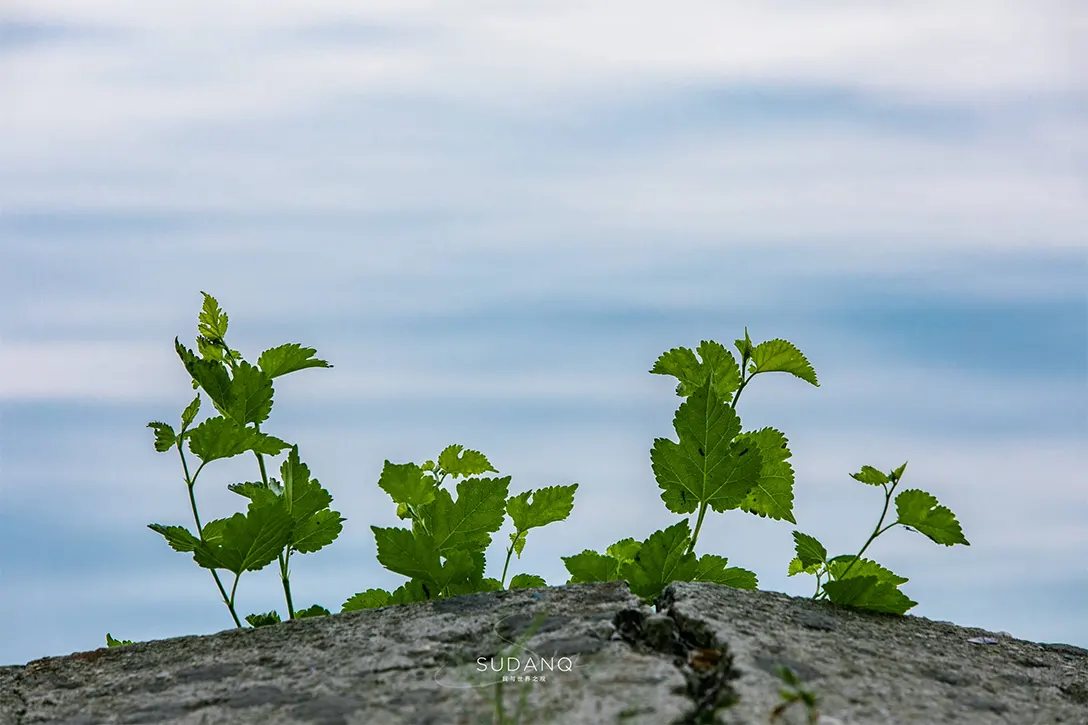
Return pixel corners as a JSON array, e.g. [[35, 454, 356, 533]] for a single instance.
[[200, 518, 229, 547], [187, 416, 250, 462], [850, 465, 889, 486], [187, 417, 288, 462], [436, 444, 498, 478], [822, 576, 917, 615], [748, 338, 819, 387], [891, 461, 908, 481], [175, 338, 233, 411], [428, 476, 509, 554], [388, 580, 432, 605], [895, 489, 969, 546], [227, 481, 279, 506], [252, 433, 291, 455], [342, 589, 392, 612], [105, 633, 133, 647], [606, 538, 641, 563], [693, 554, 758, 589], [292, 508, 345, 554], [196, 335, 225, 363], [737, 427, 797, 523], [619, 521, 698, 600], [378, 461, 437, 508], [509, 573, 547, 589], [509, 530, 527, 558], [651, 378, 763, 514], [148, 422, 177, 452], [147, 524, 201, 553], [827, 556, 908, 587], [197, 291, 230, 341], [436, 549, 480, 591], [787, 557, 823, 576], [507, 484, 578, 531], [245, 611, 281, 627], [180, 395, 201, 428], [280, 446, 308, 514], [224, 361, 273, 426], [792, 531, 828, 569], [191, 501, 294, 574], [562, 550, 619, 584], [296, 605, 330, 618], [257, 342, 332, 379], [650, 340, 742, 401], [372, 526, 442, 586]]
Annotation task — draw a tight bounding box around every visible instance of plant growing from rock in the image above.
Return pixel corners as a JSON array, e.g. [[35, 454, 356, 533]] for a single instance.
[[788, 461, 969, 614], [769, 664, 821, 725], [340, 448, 577, 610], [141, 292, 341, 628], [560, 331, 969, 615], [107, 293, 968, 649]]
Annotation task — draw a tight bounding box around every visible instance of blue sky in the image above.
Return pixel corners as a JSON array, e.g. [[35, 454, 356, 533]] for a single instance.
[[1, 2, 1085, 667]]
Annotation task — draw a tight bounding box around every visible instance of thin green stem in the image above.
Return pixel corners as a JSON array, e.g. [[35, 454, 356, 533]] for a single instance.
[[228, 573, 241, 612], [686, 503, 709, 556], [178, 443, 241, 628], [280, 550, 296, 619], [834, 480, 899, 583], [730, 374, 751, 409], [813, 473, 905, 601], [499, 530, 524, 588]]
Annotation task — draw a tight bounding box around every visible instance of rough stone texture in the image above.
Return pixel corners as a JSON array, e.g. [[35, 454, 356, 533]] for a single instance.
[[1, 580, 1084, 724]]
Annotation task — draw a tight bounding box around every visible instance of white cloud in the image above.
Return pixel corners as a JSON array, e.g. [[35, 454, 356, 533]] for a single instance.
[[4, 1, 1084, 153]]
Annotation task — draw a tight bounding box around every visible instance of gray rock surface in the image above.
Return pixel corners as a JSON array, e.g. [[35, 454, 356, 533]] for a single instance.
[[1, 581, 1084, 724]]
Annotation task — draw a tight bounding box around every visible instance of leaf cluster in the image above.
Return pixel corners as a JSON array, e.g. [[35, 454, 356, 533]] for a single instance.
[[143, 292, 339, 628], [108, 297, 970, 652], [556, 330, 968, 615], [343, 445, 577, 611]]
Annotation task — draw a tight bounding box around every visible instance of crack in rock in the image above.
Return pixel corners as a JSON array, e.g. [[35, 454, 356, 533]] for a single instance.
[[613, 601, 741, 724]]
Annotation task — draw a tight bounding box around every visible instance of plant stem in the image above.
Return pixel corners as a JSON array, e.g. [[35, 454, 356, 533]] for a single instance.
[[816, 473, 903, 598], [279, 550, 296, 619], [500, 542, 515, 588], [687, 502, 709, 556], [179, 445, 242, 628]]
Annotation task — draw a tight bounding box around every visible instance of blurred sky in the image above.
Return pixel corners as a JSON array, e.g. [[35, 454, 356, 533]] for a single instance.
[[0, 1, 1085, 667]]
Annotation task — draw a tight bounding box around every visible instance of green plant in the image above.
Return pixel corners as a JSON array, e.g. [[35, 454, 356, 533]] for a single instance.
[[559, 332, 969, 614], [141, 292, 341, 629], [788, 461, 969, 614], [107, 293, 968, 649], [769, 664, 820, 724], [339, 447, 576, 611]]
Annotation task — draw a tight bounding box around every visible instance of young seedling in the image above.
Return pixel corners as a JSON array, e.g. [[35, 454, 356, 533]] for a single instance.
[[118, 292, 341, 641], [788, 461, 969, 614], [107, 298, 967, 655], [561, 329, 969, 616], [341, 445, 577, 610], [769, 664, 821, 725], [562, 330, 816, 604]]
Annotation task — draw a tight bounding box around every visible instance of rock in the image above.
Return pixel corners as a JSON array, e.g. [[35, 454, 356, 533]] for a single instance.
[[1, 580, 1084, 724]]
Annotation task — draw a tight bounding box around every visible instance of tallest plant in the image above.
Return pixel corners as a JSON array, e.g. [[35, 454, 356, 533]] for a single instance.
[[562, 329, 968, 615], [562, 330, 817, 600]]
